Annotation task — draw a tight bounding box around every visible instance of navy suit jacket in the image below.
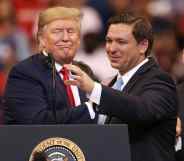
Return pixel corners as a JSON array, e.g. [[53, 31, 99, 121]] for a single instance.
[[4, 54, 96, 124], [99, 57, 178, 161]]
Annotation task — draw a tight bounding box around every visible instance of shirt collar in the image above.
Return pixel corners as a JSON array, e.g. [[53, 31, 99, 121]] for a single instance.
[[42, 50, 48, 56], [117, 58, 149, 87], [55, 62, 63, 73], [42, 50, 69, 73]]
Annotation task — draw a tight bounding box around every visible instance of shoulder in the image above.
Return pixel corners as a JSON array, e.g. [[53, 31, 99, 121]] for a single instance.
[[12, 53, 46, 71], [177, 82, 184, 90], [9, 53, 47, 78], [153, 66, 175, 85], [177, 82, 184, 95], [14, 54, 43, 69], [142, 57, 175, 84]]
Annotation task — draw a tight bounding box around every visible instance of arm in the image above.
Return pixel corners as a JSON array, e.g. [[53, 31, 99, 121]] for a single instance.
[[64, 64, 177, 125], [99, 75, 177, 125]]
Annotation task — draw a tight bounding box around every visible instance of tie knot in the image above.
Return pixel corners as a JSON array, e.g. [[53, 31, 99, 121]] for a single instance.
[[60, 67, 69, 75], [113, 77, 124, 91], [60, 67, 70, 80]]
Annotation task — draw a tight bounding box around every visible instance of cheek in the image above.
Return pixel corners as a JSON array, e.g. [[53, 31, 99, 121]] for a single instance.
[[118, 51, 131, 67], [119, 53, 128, 64], [73, 37, 80, 49], [105, 44, 109, 51], [75, 39, 80, 47], [50, 37, 59, 46], [45, 36, 55, 47]]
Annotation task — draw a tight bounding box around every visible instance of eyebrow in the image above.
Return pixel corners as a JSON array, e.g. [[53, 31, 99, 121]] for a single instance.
[[105, 36, 127, 41]]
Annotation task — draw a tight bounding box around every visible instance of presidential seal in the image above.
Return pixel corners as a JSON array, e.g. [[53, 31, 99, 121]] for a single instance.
[[29, 137, 86, 161]]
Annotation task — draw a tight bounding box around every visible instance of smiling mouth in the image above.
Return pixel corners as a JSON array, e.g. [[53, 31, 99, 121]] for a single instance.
[[56, 45, 70, 48], [56, 46, 71, 51], [110, 56, 120, 61]]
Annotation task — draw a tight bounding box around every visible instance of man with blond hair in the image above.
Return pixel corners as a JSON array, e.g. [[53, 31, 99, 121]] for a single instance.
[[3, 6, 97, 124]]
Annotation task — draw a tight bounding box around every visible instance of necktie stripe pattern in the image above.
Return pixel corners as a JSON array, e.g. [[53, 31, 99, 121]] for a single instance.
[[60, 67, 75, 107]]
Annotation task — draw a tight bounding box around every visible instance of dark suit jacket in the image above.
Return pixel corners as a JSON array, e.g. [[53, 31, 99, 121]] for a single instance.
[[4, 53, 96, 124], [177, 82, 184, 143], [175, 82, 184, 161], [98, 57, 178, 161]]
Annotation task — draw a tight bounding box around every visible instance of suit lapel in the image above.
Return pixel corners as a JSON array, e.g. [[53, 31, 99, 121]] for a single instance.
[[37, 53, 71, 107], [108, 75, 118, 87], [123, 57, 158, 93], [107, 57, 157, 91], [55, 72, 72, 107]]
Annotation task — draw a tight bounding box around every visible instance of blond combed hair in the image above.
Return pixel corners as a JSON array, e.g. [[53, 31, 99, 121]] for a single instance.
[[37, 6, 82, 51], [38, 6, 82, 29]]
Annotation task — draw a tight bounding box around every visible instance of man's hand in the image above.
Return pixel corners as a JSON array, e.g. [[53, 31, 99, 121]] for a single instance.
[[64, 64, 95, 94], [176, 117, 182, 138]]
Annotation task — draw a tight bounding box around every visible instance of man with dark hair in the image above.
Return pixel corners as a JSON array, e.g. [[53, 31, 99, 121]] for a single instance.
[[65, 12, 178, 161]]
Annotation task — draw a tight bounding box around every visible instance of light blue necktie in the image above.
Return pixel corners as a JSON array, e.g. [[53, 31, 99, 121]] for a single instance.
[[113, 77, 124, 91]]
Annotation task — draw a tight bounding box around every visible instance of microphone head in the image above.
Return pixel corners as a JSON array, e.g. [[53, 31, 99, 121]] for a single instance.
[[45, 53, 54, 69]]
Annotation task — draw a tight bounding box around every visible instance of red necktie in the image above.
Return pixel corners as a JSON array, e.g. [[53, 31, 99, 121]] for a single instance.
[[60, 67, 75, 107]]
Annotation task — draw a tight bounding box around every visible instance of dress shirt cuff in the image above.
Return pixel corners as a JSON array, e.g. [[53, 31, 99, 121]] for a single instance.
[[87, 82, 102, 105], [85, 101, 95, 119], [175, 136, 182, 151], [98, 114, 107, 125]]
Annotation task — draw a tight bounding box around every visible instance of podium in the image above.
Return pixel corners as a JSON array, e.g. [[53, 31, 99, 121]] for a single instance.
[[0, 124, 131, 161]]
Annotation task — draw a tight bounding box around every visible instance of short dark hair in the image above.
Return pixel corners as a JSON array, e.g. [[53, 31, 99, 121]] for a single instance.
[[107, 12, 154, 57]]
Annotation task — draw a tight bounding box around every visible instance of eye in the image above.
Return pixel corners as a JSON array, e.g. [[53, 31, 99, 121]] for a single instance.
[[117, 39, 127, 44], [67, 29, 76, 34], [51, 29, 63, 34], [105, 37, 112, 43]]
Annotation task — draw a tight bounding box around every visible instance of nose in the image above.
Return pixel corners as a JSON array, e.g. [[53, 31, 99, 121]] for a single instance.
[[106, 41, 117, 53], [62, 30, 70, 41]]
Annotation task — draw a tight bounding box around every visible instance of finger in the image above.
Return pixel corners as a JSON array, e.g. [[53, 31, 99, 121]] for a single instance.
[[64, 64, 83, 76], [176, 117, 182, 137], [70, 74, 81, 80], [64, 80, 80, 86]]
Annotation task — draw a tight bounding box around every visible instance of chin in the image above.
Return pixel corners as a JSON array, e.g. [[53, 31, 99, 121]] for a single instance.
[[63, 59, 73, 64], [55, 57, 72, 64], [111, 63, 120, 70]]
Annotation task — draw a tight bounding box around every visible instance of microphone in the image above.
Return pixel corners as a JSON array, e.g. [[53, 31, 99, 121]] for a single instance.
[[45, 53, 54, 69], [46, 53, 57, 123]]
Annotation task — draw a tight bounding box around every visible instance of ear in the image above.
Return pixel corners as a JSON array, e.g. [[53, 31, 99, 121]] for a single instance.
[[39, 35, 46, 49], [138, 39, 148, 55], [77, 36, 81, 48], [78, 38, 81, 46]]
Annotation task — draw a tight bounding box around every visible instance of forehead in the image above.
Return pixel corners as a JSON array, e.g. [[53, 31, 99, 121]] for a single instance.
[[45, 19, 80, 30], [107, 23, 133, 38]]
